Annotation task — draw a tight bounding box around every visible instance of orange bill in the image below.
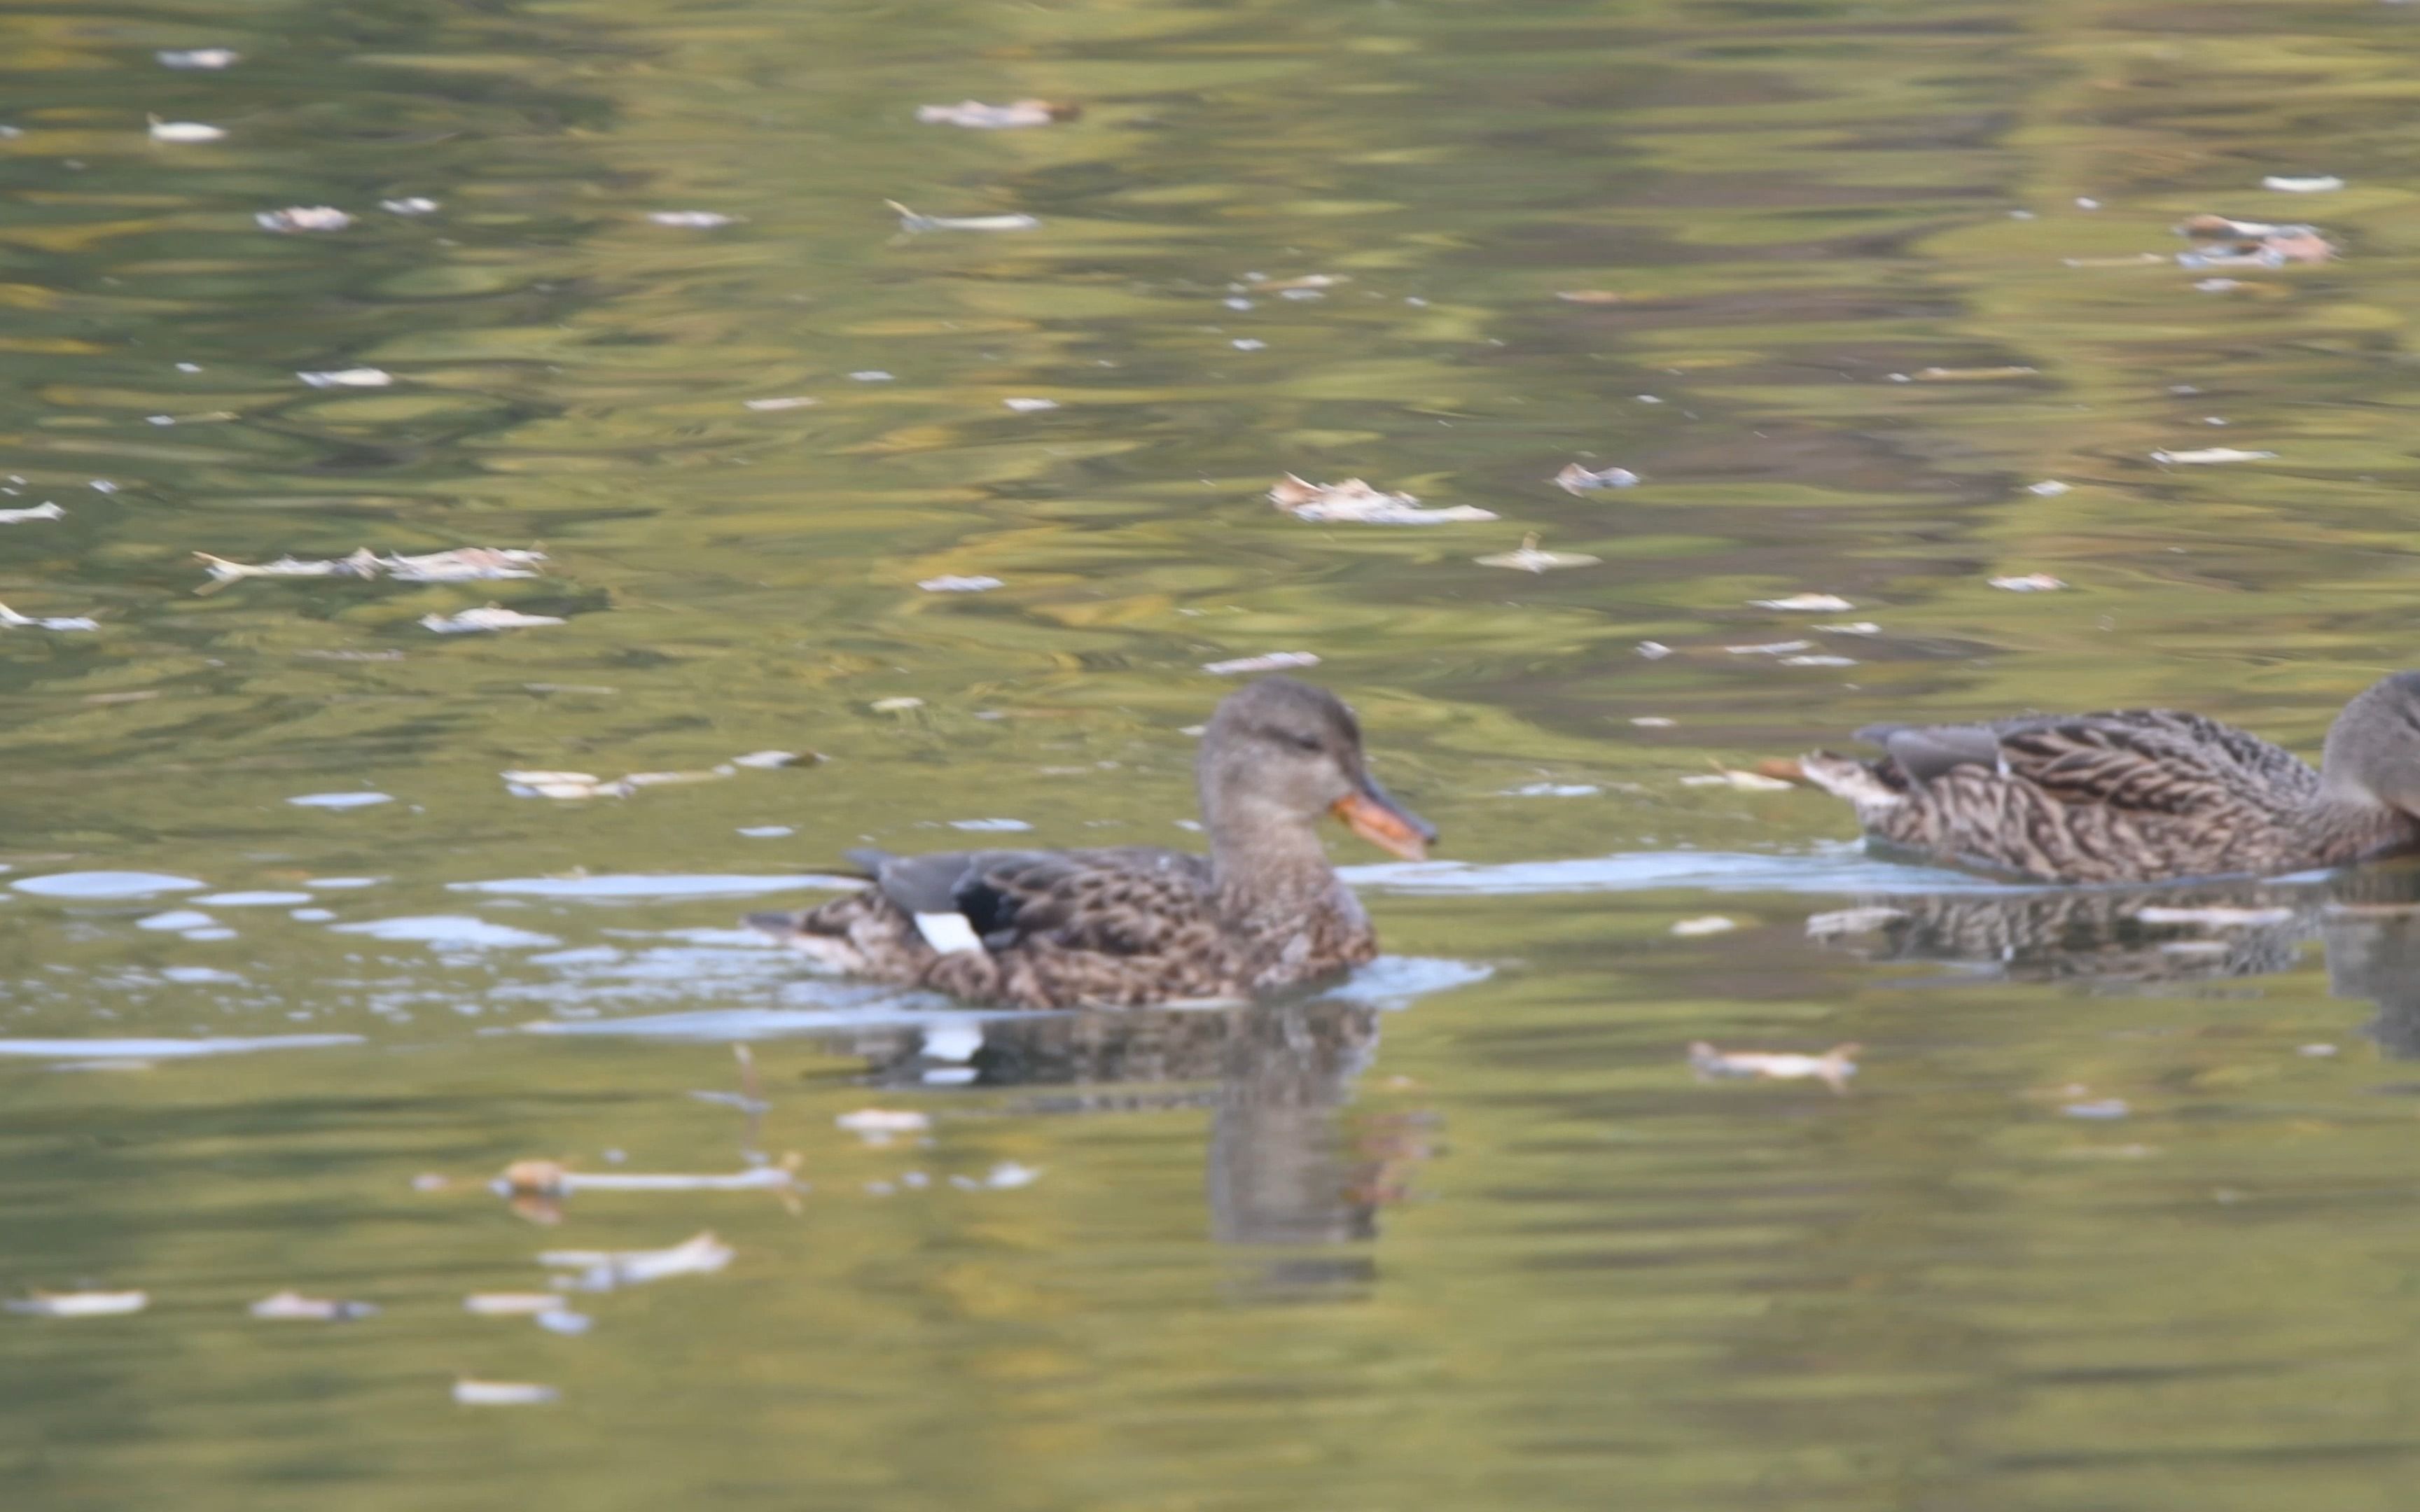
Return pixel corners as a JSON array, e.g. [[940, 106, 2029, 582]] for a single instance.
[[1330, 779, 1436, 862]]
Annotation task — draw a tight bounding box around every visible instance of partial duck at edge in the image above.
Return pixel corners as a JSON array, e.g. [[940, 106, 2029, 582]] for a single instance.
[[746, 676, 1434, 1009], [1791, 671, 2420, 884]]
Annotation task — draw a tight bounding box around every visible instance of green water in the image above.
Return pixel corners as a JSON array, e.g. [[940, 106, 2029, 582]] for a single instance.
[[7, 0, 2420, 1506]]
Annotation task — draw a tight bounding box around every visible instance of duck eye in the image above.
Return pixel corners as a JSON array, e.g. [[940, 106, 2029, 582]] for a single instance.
[[1279, 729, 1322, 752]]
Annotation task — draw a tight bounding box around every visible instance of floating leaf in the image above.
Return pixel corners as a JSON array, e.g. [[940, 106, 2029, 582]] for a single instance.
[[454, 1379, 559, 1407], [1669, 916, 1737, 937], [1989, 573, 2067, 592], [1723, 639, 1814, 655], [298, 368, 392, 388], [2026, 479, 2071, 496], [249, 1290, 377, 1322], [256, 206, 351, 233], [2262, 174, 2344, 192], [1475, 533, 1599, 573], [464, 1293, 570, 1316], [2174, 214, 2333, 268], [1812, 622, 1879, 635], [1749, 592, 1853, 612], [0, 603, 97, 631], [1202, 651, 1320, 676], [917, 575, 1002, 593], [540, 1231, 733, 1291], [421, 606, 564, 634], [148, 118, 225, 143], [1911, 365, 2037, 381], [838, 1109, 930, 1140], [158, 48, 238, 69], [886, 200, 1039, 232], [2150, 447, 2276, 464], [1780, 654, 1857, 667], [1270, 474, 1496, 525], [1688, 1041, 1858, 1093], [1554, 290, 1627, 304], [0, 503, 60, 523], [1681, 769, 1797, 792], [384, 548, 546, 583], [915, 99, 1078, 129], [6, 1290, 146, 1317], [743, 396, 817, 412], [1554, 462, 1639, 493], [381, 197, 439, 216], [648, 210, 737, 228], [1002, 397, 1058, 412]]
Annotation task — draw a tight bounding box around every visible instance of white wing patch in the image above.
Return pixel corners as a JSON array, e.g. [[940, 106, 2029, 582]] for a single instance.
[[913, 911, 986, 955]]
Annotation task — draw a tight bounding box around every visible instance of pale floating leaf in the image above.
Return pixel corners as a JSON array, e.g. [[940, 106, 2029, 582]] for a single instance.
[[728, 749, 805, 769], [381, 197, 440, 216], [256, 206, 351, 232], [158, 48, 239, 69], [1670, 916, 1737, 937], [6, 1290, 147, 1317], [1780, 654, 1858, 667], [1630, 715, 1675, 727], [421, 606, 564, 634], [539, 1230, 733, 1290], [0, 603, 97, 631], [1002, 397, 1058, 412], [886, 200, 1039, 232], [1476, 533, 1599, 573], [2026, 479, 2071, 496], [1554, 462, 1640, 494], [1634, 640, 1673, 659], [915, 99, 1077, 130], [249, 1290, 377, 1321], [1231, 338, 1266, 351], [2150, 447, 2276, 464], [917, 574, 1002, 593], [743, 396, 817, 411], [648, 210, 738, 228], [1812, 622, 1879, 635], [1750, 592, 1854, 612], [1723, 639, 1814, 656], [1246, 273, 1347, 293], [1989, 573, 2068, 592], [2262, 174, 2344, 192], [1202, 651, 1320, 676], [534, 1308, 592, 1335], [0, 502, 61, 523], [869, 696, 924, 712], [2174, 214, 2335, 268], [148, 119, 225, 143], [499, 1163, 795, 1196], [837, 1108, 930, 1139], [982, 1161, 1042, 1189], [1554, 289, 1627, 304], [298, 368, 392, 388], [381, 547, 545, 582], [1689, 1041, 1858, 1093], [1911, 365, 2037, 381], [2061, 1098, 2129, 1120], [849, 370, 894, 382], [454, 1379, 559, 1406], [1269, 473, 1496, 525], [464, 1293, 569, 1317]]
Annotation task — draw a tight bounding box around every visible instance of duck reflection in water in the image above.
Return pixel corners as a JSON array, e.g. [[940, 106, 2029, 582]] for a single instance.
[[846, 994, 1431, 1295], [1807, 862, 2420, 1052]]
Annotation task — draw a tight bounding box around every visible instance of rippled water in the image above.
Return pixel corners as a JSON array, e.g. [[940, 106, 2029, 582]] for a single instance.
[[9, 0, 2420, 1506]]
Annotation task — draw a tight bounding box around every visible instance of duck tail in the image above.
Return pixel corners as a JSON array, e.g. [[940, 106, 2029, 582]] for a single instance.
[[1796, 750, 1905, 812]]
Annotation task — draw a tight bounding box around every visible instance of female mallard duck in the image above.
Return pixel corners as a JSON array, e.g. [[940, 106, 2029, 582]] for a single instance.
[[1793, 671, 2420, 883], [746, 677, 1434, 1008]]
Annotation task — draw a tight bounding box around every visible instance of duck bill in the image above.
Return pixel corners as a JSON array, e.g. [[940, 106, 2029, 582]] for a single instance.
[[1331, 779, 1436, 862]]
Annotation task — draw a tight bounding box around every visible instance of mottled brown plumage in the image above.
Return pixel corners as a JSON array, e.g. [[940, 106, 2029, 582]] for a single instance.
[[745, 678, 1434, 1008], [1796, 672, 2420, 883]]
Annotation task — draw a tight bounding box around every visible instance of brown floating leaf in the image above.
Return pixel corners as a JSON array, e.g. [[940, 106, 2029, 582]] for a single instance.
[[1269, 474, 1496, 524], [2174, 214, 2335, 268], [1688, 1041, 1860, 1093], [1554, 290, 1627, 304], [915, 99, 1078, 130]]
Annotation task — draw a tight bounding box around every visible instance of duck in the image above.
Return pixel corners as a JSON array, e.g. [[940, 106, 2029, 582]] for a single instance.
[[1790, 671, 2420, 884], [745, 676, 1435, 1008]]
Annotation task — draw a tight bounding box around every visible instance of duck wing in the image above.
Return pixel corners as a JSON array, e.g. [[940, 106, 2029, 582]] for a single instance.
[[1859, 709, 2317, 813], [853, 845, 1217, 955]]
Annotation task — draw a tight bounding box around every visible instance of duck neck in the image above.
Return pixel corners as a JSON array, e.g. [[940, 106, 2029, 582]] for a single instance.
[[2299, 792, 2420, 867], [1206, 812, 1342, 917]]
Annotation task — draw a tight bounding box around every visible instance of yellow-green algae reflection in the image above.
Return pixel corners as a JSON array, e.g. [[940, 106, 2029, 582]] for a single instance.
[[6, 0, 2420, 1507]]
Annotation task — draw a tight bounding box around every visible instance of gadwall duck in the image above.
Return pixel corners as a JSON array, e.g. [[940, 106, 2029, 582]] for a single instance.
[[1792, 671, 2420, 883], [746, 677, 1434, 1008]]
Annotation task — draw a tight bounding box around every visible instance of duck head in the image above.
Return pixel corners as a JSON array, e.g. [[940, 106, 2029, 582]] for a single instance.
[[2321, 671, 2420, 814], [1197, 677, 1435, 861]]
